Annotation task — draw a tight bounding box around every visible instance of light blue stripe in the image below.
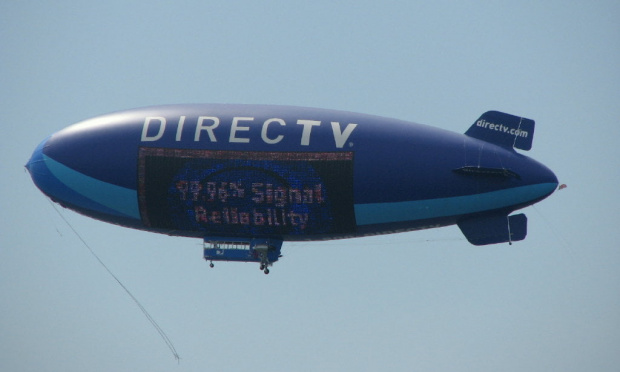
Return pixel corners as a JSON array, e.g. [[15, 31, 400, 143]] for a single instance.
[[43, 155, 140, 219], [354, 183, 557, 225]]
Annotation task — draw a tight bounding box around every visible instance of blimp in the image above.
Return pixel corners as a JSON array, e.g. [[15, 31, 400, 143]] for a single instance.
[[26, 104, 558, 274]]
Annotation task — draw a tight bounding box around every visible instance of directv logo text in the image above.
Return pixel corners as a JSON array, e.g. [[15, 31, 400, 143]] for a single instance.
[[476, 119, 529, 138], [141, 116, 358, 148]]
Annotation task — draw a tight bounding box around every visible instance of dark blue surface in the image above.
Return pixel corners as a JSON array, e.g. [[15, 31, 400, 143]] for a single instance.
[[26, 104, 558, 243]]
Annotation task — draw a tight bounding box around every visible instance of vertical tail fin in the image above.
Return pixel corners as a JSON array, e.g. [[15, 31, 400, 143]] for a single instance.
[[465, 111, 535, 151]]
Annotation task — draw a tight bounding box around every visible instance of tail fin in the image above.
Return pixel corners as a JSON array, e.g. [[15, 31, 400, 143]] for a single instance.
[[458, 212, 527, 245], [465, 111, 535, 151]]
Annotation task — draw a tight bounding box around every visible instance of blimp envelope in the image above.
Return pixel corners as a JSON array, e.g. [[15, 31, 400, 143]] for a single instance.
[[26, 104, 558, 273]]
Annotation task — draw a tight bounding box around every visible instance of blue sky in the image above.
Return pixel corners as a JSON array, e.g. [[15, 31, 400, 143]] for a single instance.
[[2, 1, 619, 371]]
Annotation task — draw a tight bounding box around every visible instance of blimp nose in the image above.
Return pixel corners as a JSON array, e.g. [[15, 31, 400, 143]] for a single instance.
[[25, 136, 72, 204], [26, 130, 142, 222], [26, 137, 52, 196]]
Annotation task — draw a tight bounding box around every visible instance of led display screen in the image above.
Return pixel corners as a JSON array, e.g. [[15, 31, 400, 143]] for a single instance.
[[138, 148, 356, 236]]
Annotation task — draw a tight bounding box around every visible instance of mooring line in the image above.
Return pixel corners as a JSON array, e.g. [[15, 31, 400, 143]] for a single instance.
[[48, 199, 180, 363]]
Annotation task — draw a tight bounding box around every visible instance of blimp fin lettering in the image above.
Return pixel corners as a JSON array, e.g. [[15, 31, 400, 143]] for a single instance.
[[465, 111, 535, 151]]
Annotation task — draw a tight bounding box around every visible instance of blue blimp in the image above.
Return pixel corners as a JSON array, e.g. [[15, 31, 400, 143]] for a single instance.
[[26, 104, 557, 273]]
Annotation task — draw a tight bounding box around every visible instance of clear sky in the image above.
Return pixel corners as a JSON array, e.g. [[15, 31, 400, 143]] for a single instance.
[[2, 1, 619, 371]]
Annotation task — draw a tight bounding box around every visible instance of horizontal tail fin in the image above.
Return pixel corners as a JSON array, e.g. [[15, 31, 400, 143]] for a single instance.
[[465, 111, 535, 151], [458, 212, 527, 245]]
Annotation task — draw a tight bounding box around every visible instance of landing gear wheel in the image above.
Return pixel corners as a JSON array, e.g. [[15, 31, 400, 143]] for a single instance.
[[260, 263, 265, 270], [263, 268, 270, 274], [209, 261, 214, 268]]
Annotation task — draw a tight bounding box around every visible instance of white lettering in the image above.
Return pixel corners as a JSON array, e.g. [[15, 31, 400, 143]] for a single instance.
[[297, 119, 320, 146], [476, 119, 528, 138], [141, 117, 166, 141], [195, 116, 220, 142], [330, 122, 357, 148], [175, 116, 185, 141], [229, 117, 253, 143], [142, 114, 362, 146], [262, 118, 285, 144]]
